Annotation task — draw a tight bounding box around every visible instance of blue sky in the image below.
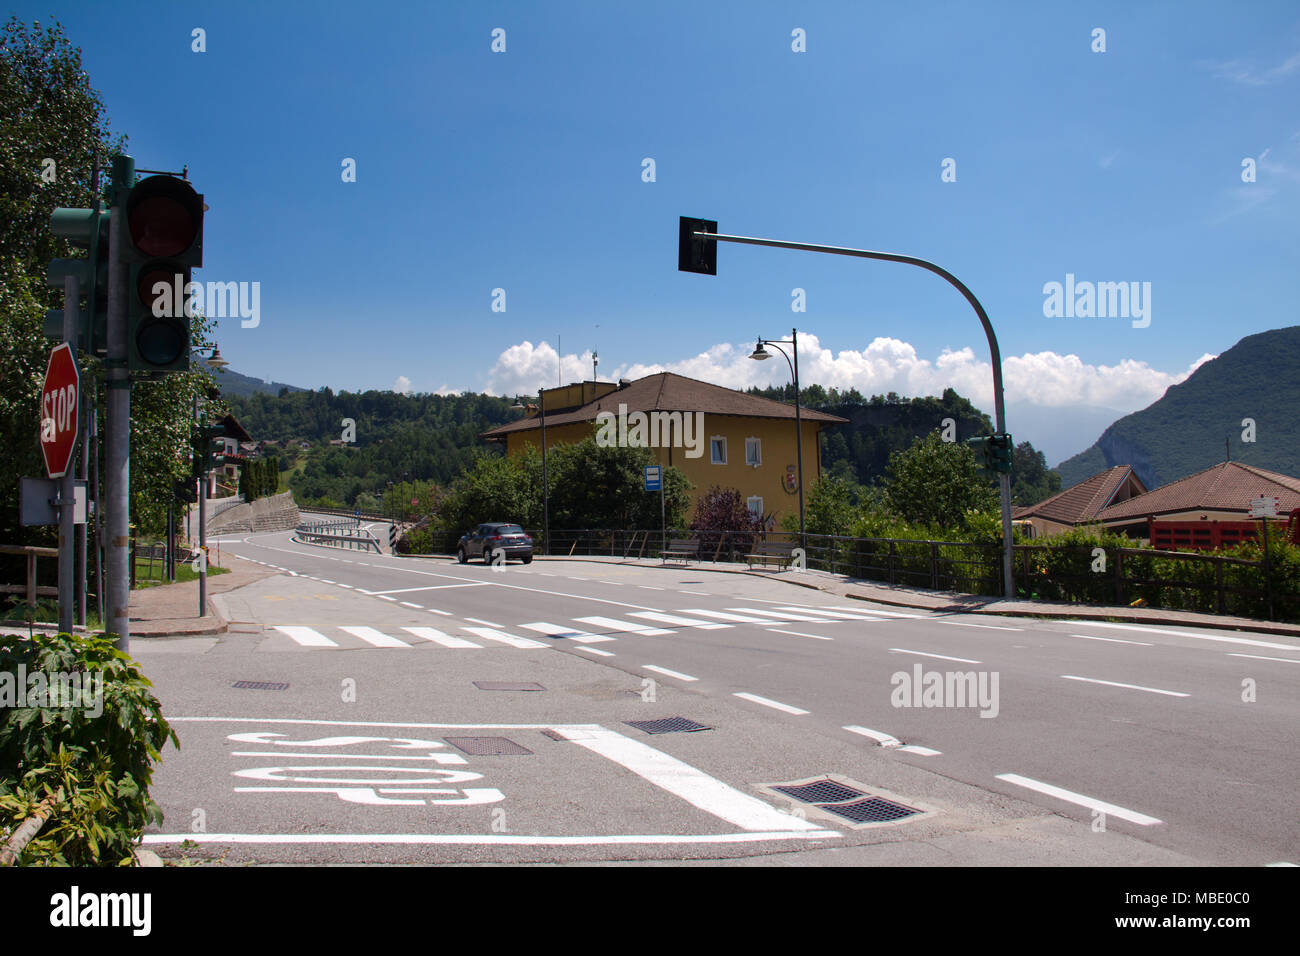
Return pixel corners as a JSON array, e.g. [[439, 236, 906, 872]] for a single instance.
[[16, 0, 1300, 462]]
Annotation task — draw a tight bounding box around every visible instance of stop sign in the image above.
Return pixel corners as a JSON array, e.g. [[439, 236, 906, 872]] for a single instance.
[[39, 343, 80, 479]]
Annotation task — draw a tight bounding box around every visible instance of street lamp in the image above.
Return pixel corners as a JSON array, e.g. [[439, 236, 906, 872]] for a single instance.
[[513, 392, 549, 555], [681, 217, 1017, 598], [749, 331, 804, 546]]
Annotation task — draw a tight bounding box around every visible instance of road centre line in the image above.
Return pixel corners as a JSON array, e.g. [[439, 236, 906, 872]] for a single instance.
[[733, 692, 809, 715], [889, 648, 983, 664], [828, 605, 924, 619], [995, 773, 1162, 826], [767, 628, 833, 641], [399, 602, 423, 609], [464, 617, 501, 627], [843, 725, 901, 747], [1227, 653, 1300, 664], [642, 664, 699, 682], [937, 620, 1023, 631], [1060, 675, 1189, 697], [1069, 634, 1152, 646], [1070, 621, 1300, 652]]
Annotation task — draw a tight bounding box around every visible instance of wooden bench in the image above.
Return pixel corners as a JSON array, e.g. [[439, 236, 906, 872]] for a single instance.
[[660, 538, 700, 564], [746, 541, 797, 570]]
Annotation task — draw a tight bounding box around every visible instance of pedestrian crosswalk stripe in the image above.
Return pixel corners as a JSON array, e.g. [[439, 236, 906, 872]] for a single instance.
[[339, 626, 413, 648], [726, 607, 843, 623], [401, 626, 482, 648], [629, 611, 730, 630], [460, 626, 549, 649], [574, 615, 675, 637], [679, 609, 769, 623], [273, 625, 338, 647], [774, 606, 882, 621], [519, 622, 616, 643]]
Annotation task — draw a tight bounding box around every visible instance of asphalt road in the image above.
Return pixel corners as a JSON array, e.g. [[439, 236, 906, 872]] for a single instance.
[[129, 522, 1300, 865]]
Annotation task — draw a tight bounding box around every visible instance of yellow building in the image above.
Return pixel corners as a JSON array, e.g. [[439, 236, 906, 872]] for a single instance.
[[480, 372, 846, 526]]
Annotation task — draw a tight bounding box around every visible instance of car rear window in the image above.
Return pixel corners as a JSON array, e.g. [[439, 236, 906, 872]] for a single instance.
[[497, 525, 524, 534]]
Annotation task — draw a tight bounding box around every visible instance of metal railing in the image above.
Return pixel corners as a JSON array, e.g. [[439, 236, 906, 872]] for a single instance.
[[0, 543, 60, 607]]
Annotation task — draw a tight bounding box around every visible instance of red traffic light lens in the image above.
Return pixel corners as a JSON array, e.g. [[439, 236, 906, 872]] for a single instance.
[[127, 177, 201, 257]]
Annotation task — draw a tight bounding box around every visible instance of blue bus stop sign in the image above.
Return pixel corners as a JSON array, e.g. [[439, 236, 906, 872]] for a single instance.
[[644, 465, 662, 492]]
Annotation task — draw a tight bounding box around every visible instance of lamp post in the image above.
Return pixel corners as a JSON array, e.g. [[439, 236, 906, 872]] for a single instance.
[[193, 346, 227, 617], [680, 218, 1016, 598], [513, 393, 549, 555], [749, 331, 803, 545]]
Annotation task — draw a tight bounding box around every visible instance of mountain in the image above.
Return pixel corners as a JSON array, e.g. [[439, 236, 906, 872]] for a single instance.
[[1007, 401, 1127, 467], [1055, 326, 1300, 489], [201, 359, 309, 399]]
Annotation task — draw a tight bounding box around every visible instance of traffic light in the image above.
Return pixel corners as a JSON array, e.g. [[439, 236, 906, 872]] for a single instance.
[[989, 433, 1014, 474], [678, 216, 718, 275], [123, 175, 204, 373], [45, 206, 109, 356], [191, 424, 226, 477], [965, 435, 995, 471]]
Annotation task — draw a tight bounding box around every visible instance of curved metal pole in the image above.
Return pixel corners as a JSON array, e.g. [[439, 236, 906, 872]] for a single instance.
[[710, 230, 1014, 597], [759, 338, 804, 545]]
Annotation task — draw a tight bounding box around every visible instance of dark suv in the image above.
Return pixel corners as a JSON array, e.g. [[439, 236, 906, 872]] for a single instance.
[[457, 523, 534, 564]]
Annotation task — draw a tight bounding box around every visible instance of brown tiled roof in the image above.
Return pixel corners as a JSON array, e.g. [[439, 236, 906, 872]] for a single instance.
[[1013, 465, 1143, 524], [481, 372, 847, 439], [1096, 461, 1300, 521]]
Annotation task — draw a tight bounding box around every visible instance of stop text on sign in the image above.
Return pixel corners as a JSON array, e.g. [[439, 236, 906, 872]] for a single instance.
[[42, 384, 78, 435]]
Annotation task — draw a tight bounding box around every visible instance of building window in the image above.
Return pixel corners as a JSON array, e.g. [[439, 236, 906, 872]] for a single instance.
[[745, 437, 761, 467], [711, 436, 727, 464], [747, 496, 764, 517]]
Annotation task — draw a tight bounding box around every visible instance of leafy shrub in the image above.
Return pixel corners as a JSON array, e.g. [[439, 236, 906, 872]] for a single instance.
[[689, 486, 762, 556], [0, 632, 177, 865]]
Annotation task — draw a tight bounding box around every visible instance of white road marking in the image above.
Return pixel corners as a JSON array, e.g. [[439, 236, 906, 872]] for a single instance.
[[399, 602, 423, 609], [642, 664, 698, 682], [519, 622, 616, 644], [368, 585, 467, 595], [727, 607, 843, 623], [1069, 634, 1153, 646], [426, 607, 452, 616], [828, 605, 923, 619], [733, 692, 809, 715], [464, 617, 502, 627], [598, 581, 623, 586], [766, 628, 833, 641], [339, 626, 412, 649], [890, 648, 983, 664], [937, 620, 1023, 631], [576, 616, 674, 637], [996, 773, 1162, 826], [1228, 653, 1300, 664], [1070, 621, 1300, 652], [897, 745, 942, 756], [145, 831, 835, 847], [843, 725, 901, 747], [553, 726, 823, 832], [680, 609, 769, 623], [401, 627, 483, 649], [775, 606, 881, 621], [1060, 675, 1189, 697], [377, 595, 397, 602], [630, 611, 730, 630], [461, 626, 549, 649], [575, 646, 615, 657], [638, 585, 665, 590], [273, 626, 338, 648]]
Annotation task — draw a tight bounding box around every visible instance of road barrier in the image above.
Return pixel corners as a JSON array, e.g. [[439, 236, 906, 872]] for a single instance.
[[294, 518, 382, 553]]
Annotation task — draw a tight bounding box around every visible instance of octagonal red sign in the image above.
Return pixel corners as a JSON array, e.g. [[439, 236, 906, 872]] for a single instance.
[[40, 343, 80, 479]]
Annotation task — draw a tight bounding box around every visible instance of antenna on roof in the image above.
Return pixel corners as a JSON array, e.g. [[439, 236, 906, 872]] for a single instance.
[[1225, 436, 1230, 463]]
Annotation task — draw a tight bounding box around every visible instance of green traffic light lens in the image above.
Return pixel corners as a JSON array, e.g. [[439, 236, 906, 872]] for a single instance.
[[136, 316, 187, 367]]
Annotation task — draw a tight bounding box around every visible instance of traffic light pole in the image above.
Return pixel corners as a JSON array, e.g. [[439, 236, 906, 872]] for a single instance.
[[688, 226, 1016, 598], [58, 274, 80, 634], [105, 155, 134, 651]]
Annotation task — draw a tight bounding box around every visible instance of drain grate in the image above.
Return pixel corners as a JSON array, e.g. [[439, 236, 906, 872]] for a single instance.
[[624, 716, 712, 735], [773, 779, 865, 804], [472, 681, 546, 691], [819, 796, 919, 823], [444, 736, 533, 756], [232, 680, 288, 691]]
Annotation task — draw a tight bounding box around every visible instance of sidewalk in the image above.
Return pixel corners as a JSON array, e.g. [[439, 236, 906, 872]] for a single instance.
[[126, 558, 274, 637]]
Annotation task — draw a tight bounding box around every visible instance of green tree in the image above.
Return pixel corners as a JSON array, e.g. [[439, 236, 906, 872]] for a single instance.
[[781, 473, 863, 537], [884, 432, 998, 527], [1011, 441, 1061, 506]]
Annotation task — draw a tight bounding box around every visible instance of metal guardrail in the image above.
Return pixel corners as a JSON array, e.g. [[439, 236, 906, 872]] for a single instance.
[[302, 507, 388, 521], [294, 519, 382, 553]]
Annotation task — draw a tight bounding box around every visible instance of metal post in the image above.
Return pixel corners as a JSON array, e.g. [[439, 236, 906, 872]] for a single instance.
[[105, 155, 133, 650], [77, 381, 89, 626], [660, 478, 666, 557], [199, 409, 208, 618], [696, 227, 1016, 598], [58, 274, 80, 633], [540, 390, 549, 556], [792, 328, 804, 549]]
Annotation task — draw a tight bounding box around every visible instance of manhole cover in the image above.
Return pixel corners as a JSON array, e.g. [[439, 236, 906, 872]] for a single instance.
[[624, 717, 712, 735], [232, 681, 288, 691], [472, 681, 546, 691], [774, 779, 864, 804], [444, 736, 533, 755], [819, 796, 919, 823]]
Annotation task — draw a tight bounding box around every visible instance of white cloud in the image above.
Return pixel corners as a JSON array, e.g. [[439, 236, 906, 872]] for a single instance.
[[393, 375, 412, 394], [484, 333, 1210, 420], [1201, 50, 1300, 86]]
